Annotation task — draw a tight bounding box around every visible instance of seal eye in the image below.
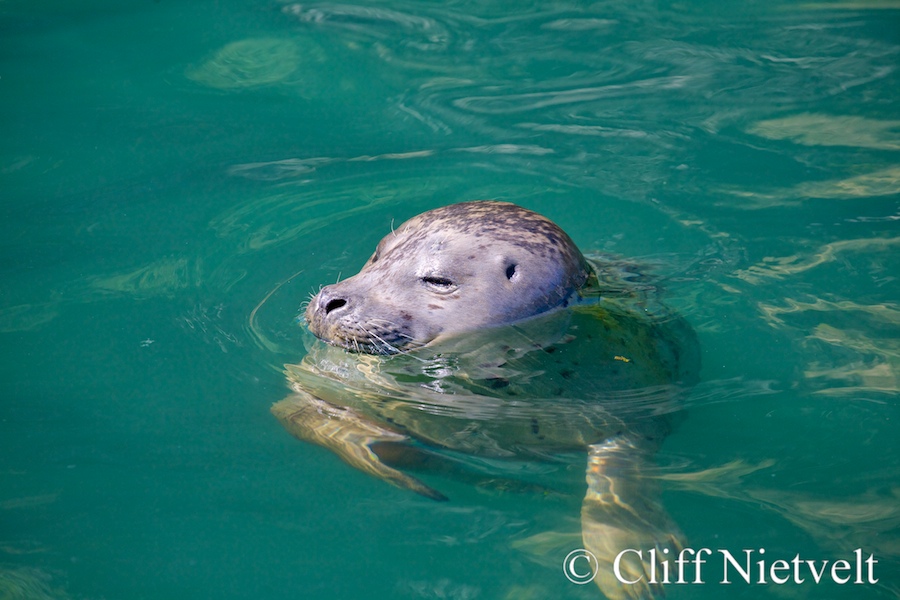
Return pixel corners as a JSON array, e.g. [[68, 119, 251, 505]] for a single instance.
[[422, 275, 455, 291]]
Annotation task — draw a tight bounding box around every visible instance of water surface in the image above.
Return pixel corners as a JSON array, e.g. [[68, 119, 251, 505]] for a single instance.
[[1, 1, 898, 598]]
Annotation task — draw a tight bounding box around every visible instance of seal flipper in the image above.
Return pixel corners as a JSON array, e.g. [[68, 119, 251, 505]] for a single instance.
[[272, 392, 447, 501], [581, 436, 684, 600]]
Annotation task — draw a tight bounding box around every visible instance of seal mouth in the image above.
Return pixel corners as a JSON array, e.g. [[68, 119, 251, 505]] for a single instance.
[[307, 317, 427, 356], [326, 335, 409, 356]]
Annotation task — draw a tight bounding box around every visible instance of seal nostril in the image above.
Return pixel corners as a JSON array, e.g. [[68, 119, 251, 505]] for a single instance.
[[324, 298, 347, 314], [505, 263, 518, 280]]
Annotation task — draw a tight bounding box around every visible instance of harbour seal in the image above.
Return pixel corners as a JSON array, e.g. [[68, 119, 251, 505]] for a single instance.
[[273, 201, 698, 599]]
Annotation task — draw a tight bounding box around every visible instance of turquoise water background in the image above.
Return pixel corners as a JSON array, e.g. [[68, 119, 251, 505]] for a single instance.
[[2, 0, 898, 598]]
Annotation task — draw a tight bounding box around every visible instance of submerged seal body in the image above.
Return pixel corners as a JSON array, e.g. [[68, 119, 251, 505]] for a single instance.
[[275, 201, 698, 600], [305, 201, 593, 354]]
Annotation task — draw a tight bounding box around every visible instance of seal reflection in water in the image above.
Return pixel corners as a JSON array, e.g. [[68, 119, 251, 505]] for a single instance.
[[272, 201, 699, 600]]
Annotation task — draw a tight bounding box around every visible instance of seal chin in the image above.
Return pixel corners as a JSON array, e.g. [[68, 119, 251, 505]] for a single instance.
[[306, 314, 427, 355], [328, 336, 397, 355], [327, 332, 417, 356]]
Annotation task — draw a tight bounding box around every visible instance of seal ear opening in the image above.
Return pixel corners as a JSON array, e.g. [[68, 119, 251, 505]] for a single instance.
[[505, 263, 518, 281]]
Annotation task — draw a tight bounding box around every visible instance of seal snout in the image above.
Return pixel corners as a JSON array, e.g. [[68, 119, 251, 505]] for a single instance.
[[306, 283, 416, 354]]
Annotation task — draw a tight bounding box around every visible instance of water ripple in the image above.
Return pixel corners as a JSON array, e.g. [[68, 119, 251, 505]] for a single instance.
[[452, 76, 692, 115], [282, 2, 451, 50]]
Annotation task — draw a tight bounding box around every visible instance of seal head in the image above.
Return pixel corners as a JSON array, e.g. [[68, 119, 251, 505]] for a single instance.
[[305, 201, 592, 353]]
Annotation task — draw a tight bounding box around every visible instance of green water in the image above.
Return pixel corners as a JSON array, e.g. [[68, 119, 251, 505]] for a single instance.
[[1, 0, 898, 598]]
